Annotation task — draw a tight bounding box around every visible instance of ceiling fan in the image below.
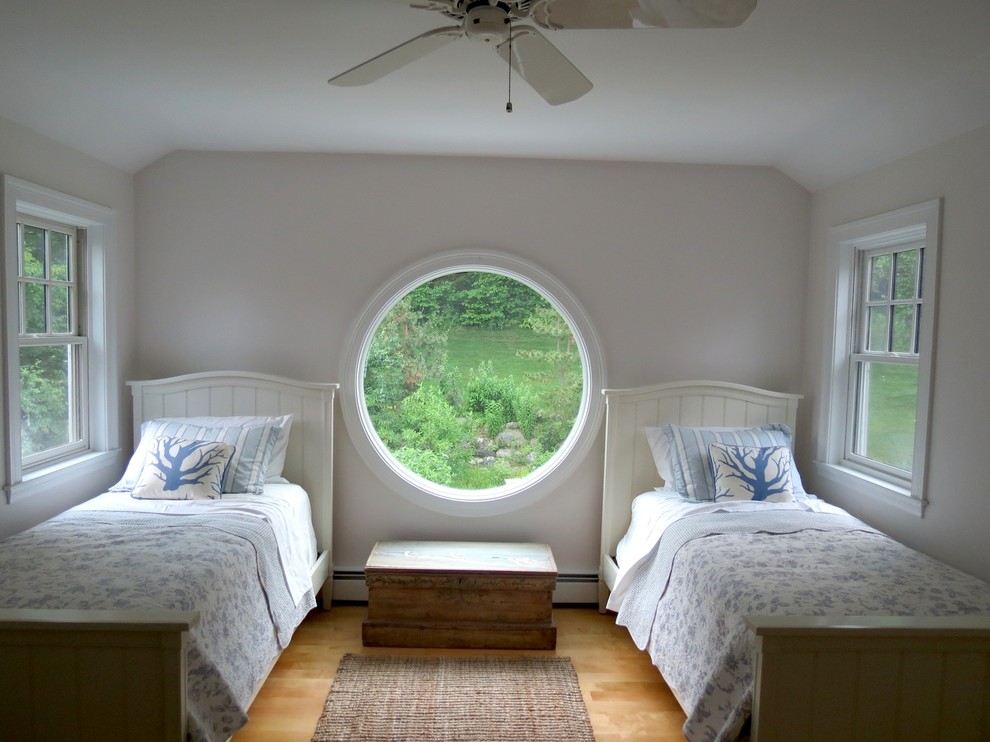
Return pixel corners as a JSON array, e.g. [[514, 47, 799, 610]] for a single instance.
[[328, 0, 757, 106]]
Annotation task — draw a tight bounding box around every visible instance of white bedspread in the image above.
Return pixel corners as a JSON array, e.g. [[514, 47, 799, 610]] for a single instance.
[[0, 485, 318, 742], [611, 492, 990, 741], [74, 483, 317, 605], [609, 491, 853, 610]]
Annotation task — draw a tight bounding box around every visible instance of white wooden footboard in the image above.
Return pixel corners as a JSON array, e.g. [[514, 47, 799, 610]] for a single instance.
[[0, 609, 197, 741], [747, 615, 990, 741]]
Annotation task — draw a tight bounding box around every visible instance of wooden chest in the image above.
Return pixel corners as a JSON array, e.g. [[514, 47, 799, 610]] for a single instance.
[[362, 540, 558, 649]]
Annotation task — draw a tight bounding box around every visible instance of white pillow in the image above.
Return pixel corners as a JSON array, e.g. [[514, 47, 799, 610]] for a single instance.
[[709, 442, 796, 503], [112, 417, 283, 495], [130, 437, 235, 500], [132, 414, 293, 479]]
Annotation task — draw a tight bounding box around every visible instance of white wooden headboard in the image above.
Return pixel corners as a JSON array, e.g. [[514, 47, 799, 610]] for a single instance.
[[599, 380, 801, 610], [127, 371, 339, 557]]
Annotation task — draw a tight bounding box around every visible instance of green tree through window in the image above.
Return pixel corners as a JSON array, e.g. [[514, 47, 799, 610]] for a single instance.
[[363, 271, 583, 489], [855, 245, 924, 471], [17, 218, 82, 461]]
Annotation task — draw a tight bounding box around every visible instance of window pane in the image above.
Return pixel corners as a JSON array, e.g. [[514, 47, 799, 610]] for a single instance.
[[49, 285, 71, 334], [364, 271, 583, 490], [867, 306, 889, 352], [915, 306, 922, 354], [891, 304, 916, 353], [868, 254, 891, 301], [893, 249, 918, 300], [917, 248, 925, 299], [22, 283, 47, 334], [49, 230, 71, 281], [19, 344, 76, 457], [20, 225, 46, 278], [856, 361, 917, 471]]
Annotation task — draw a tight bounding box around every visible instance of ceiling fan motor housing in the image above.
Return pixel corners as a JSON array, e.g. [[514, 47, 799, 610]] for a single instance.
[[463, 2, 512, 44]]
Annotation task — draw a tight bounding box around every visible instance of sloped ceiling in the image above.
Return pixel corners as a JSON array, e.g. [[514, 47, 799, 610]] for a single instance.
[[2, 0, 989, 191]]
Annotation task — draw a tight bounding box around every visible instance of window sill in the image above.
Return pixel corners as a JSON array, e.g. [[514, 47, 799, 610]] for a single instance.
[[814, 461, 925, 517], [6, 449, 125, 504]]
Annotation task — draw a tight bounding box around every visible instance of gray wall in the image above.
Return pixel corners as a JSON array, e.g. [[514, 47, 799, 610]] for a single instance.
[[801, 123, 990, 583], [0, 115, 136, 539], [133, 152, 810, 575], [8, 108, 985, 587]]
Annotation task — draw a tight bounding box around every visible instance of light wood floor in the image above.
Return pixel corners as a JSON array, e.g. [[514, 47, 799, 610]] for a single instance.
[[234, 603, 687, 741]]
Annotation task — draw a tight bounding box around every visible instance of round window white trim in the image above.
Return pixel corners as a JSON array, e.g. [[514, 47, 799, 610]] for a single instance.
[[340, 249, 606, 516]]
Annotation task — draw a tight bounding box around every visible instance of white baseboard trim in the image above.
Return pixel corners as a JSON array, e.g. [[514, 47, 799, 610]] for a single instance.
[[552, 573, 599, 604], [331, 571, 599, 605], [332, 571, 369, 602]]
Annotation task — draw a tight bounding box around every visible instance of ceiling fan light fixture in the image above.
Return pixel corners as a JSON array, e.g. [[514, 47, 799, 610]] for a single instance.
[[463, 4, 511, 44]]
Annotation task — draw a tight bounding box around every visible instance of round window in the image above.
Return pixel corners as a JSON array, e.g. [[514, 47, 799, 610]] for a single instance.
[[341, 251, 605, 515]]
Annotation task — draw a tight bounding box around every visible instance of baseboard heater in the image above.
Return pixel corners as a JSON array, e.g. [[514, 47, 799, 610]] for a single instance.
[[332, 570, 599, 605]]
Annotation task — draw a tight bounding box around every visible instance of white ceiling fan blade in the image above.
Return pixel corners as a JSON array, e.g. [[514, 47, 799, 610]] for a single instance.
[[496, 27, 592, 106], [329, 26, 462, 86], [633, 0, 757, 28], [531, 0, 756, 29]]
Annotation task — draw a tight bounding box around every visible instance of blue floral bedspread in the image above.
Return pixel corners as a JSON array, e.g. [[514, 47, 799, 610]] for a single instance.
[[615, 508, 990, 742], [0, 509, 315, 742]]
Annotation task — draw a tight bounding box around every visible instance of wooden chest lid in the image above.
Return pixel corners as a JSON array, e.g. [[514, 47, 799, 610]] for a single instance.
[[365, 540, 557, 577]]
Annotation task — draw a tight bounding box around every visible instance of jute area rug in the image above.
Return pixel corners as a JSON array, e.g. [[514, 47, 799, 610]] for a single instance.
[[312, 653, 595, 741]]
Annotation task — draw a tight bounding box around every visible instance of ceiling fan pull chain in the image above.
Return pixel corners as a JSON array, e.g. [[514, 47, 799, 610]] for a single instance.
[[506, 16, 513, 112]]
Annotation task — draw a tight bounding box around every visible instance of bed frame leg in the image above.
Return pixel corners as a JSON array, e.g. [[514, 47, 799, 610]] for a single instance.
[[311, 551, 333, 611], [317, 580, 333, 611]]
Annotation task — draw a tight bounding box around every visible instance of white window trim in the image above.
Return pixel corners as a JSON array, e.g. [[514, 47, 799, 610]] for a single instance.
[[816, 199, 941, 517], [2, 175, 120, 503], [340, 249, 606, 517]]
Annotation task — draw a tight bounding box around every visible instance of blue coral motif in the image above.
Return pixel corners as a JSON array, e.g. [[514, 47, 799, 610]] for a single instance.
[[713, 445, 790, 501], [149, 437, 227, 494]]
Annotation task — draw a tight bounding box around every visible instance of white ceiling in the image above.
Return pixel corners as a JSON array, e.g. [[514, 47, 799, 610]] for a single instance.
[[2, 0, 989, 191]]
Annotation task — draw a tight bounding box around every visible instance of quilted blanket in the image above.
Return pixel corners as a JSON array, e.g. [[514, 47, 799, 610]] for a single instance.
[[615, 506, 990, 742], [0, 508, 315, 742]]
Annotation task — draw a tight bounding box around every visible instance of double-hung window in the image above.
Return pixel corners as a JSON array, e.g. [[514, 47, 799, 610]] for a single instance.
[[2, 175, 118, 503], [817, 199, 940, 516], [16, 216, 88, 467], [848, 243, 923, 475]]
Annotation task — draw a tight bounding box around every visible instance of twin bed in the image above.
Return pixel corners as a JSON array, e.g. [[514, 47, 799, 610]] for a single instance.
[[599, 380, 990, 741], [0, 371, 338, 742], [3, 374, 989, 741]]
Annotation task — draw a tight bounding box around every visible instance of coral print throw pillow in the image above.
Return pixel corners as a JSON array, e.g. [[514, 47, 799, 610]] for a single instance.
[[131, 437, 235, 500], [709, 442, 796, 503]]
